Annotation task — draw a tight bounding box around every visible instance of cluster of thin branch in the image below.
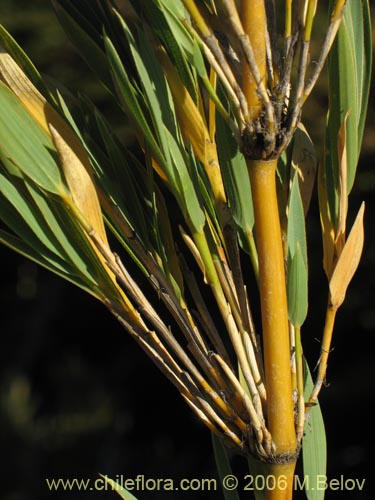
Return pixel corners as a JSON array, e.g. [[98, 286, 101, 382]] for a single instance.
[[181, 0, 347, 158], [1, 0, 367, 472], [72, 0, 349, 461]]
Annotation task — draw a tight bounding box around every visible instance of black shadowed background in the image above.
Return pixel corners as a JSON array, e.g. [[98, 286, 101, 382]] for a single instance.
[[0, 2, 374, 499]]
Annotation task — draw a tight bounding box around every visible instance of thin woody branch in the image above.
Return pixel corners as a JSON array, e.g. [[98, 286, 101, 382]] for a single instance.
[[303, 1, 348, 101]]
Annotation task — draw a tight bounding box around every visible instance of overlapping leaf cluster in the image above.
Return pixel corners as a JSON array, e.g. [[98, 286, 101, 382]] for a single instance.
[[0, 1, 371, 498]]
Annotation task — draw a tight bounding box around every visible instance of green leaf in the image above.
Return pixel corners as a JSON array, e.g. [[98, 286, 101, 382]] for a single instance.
[[188, 146, 220, 235], [0, 83, 63, 195], [287, 243, 308, 327], [216, 114, 255, 253], [94, 110, 151, 242], [104, 34, 167, 174], [57, 91, 152, 250], [326, 0, 372, 206], [0, 171, 63, 258], [287, 176, 308, 326], [211, 433, 241, 500], [99, 475, 139, 500], [287, 175, 307, 265], [106, 17, 205, 234], [165, 128, 206, 233], [157, 0, 194, 56], [193, 39, 208, 79], [134, 31, 205, 231], [25, 181, 98, 279], [302, 360, 327, 500], [0, 229, 100, 299], [121, 16, 175, 169], [149, 171, 184, 300], [0, 189, 71, 275], [246, 454, 267, 500], [0, 167, 117, 297], [51, 0, 113, 89], [141, 0, 198, 102], [0, 162, 102, 294]]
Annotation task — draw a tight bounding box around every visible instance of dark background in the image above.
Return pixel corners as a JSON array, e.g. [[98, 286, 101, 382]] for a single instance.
[[0, 2, 374, 499]]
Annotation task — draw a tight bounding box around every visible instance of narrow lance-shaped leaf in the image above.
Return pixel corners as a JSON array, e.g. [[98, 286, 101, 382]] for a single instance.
[[51, 0, 113, 89], [0, 179, 72, 276], [287, 243, 308, 327], [111, 14, 207, 234], [104, 33, 168, 178], [106, 16, 206, 234], [142, 0, 198, 102], [156, 0, 196, 61], [303, 360, 327, 500], [288, 174, 307, 265], [0, 163, 117, 298], [0, 171, 64, 259], [287, 175, 308, 326], [0, 45, 107, 197], [122, 15, 176, 171], [165, 127, 206, 233], [0, 229, 101, 299], [212, 433, 241, 500], [326, 0, 372, 210], [0, 83, 63, 195], [93, 108, 151, 244], [216, 113, 255, 254], [24, 179, 104, 282]]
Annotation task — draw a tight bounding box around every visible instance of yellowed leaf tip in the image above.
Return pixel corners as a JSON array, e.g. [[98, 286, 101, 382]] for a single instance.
[[49, 123, 107, 244], [329, 202, 365, 308]]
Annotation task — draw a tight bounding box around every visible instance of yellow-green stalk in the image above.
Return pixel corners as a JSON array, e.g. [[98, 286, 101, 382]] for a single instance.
[[248, 159, 296, 456], [241, 1, 297, 497], [241, 0, 267, 120]]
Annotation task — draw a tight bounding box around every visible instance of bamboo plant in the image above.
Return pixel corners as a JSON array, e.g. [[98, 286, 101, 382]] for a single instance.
[[0, 1, 371, 499]]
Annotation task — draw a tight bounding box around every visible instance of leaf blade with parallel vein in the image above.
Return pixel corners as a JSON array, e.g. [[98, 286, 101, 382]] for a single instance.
[[0, 229, 101, 299], [0, 82, 63, 195], [303, 360, 327, 500], [327, 0, 372, 201], [104, 33, 168, 179]]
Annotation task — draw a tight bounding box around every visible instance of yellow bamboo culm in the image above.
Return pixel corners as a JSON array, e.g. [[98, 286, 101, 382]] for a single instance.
[[248, 159, 296, 456], [241, 3, 297, 495], [241, 0, 267, 120], [248, 159, 297, 500]]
